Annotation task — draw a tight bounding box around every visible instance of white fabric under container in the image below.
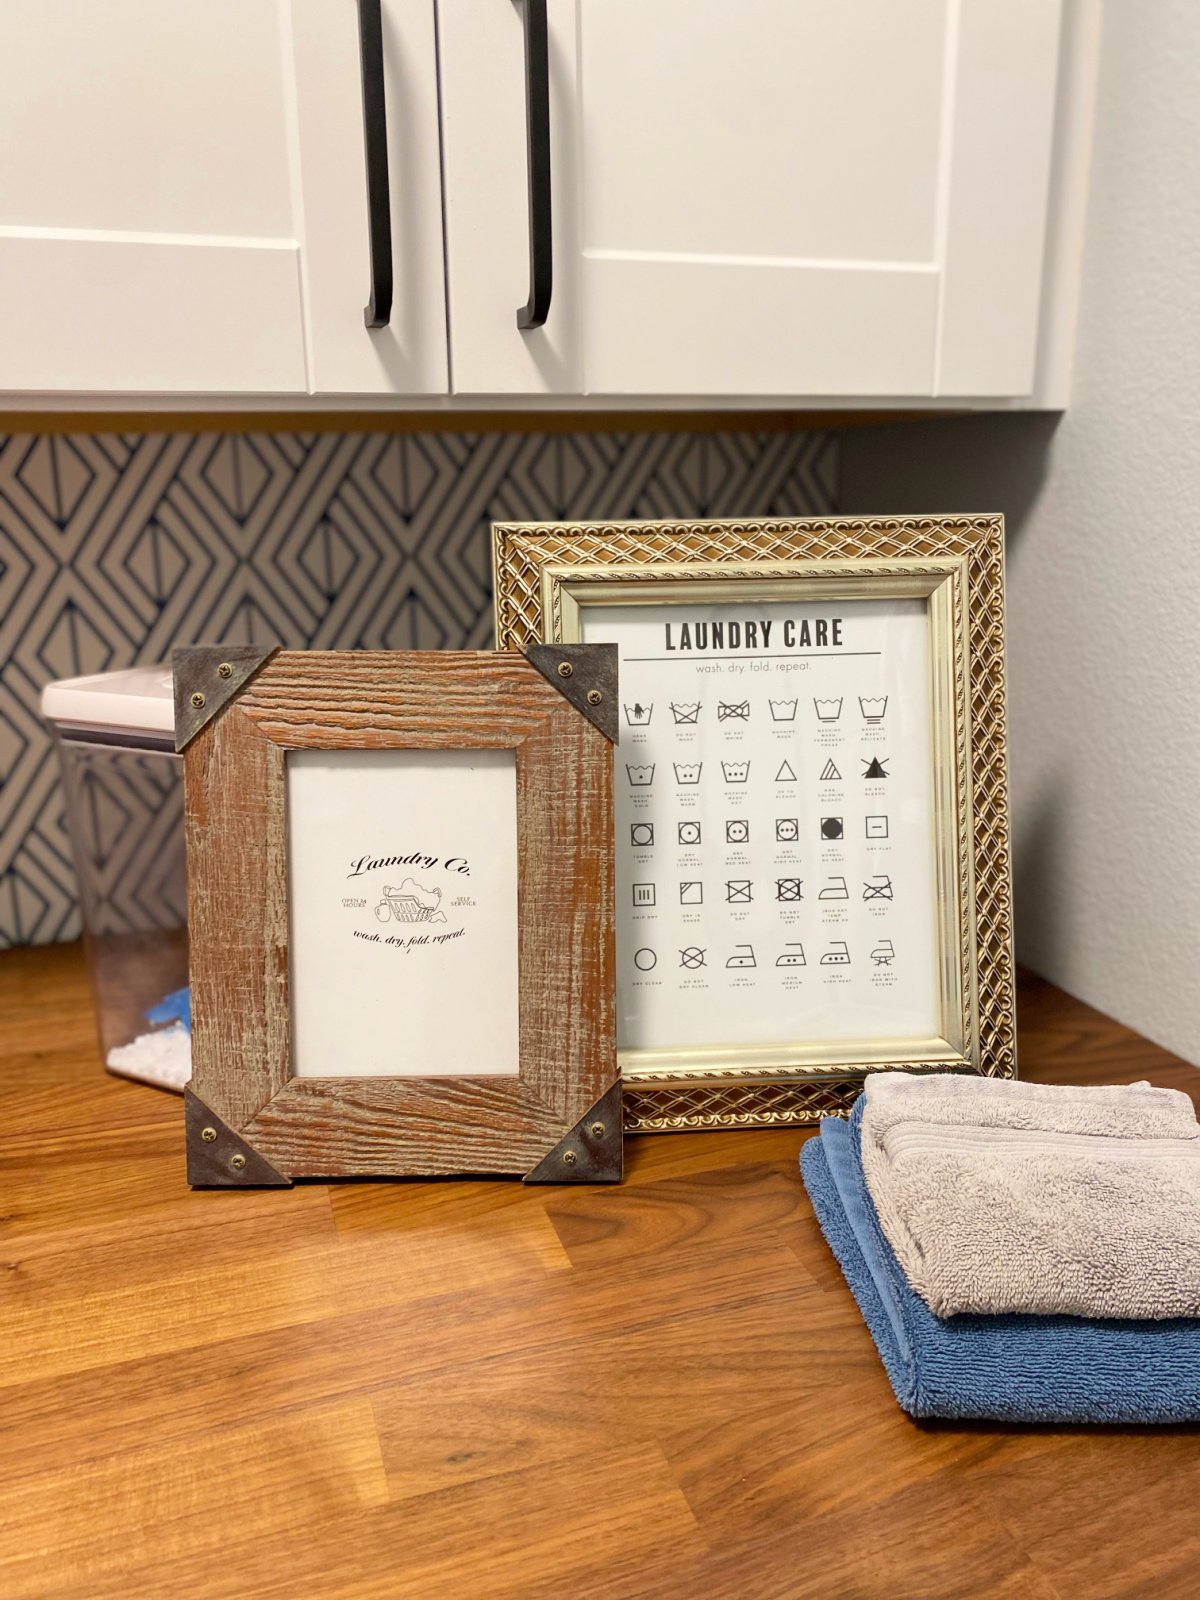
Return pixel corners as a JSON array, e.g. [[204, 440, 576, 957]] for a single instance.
[[41, 664, 190, 1094]]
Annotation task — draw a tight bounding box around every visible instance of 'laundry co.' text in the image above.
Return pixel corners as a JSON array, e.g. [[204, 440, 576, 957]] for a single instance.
[[346, 852, 472, 879]]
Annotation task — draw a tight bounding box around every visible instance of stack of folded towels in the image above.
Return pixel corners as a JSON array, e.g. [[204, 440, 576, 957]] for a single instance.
[[800, 1071, 1200, 1423]]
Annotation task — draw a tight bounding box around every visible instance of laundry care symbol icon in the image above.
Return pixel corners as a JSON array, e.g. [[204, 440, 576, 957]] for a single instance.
[[862, 756, 890, 779], [680, 881, 703, 905], [624, 701, 653, 726], [821, 941, 851, 966], [776, 878, 803, 902], [726, 819, 749, 844], [820, 817, 844, 840], [775, 759, 797, 783], [769, 699, 798, 722], [630, 822, 655, 847], [859, 696, 888, 723], [725, 880, 752, 904], [863, 875, 893, 900], [726, 944, 756, 969], [820, 758, 842, 782], [814, 698, 843, 722], [679, 947, 706, 969], [674, 762, 703, 785], [678, 820, 701, 846], [717, 700, 749, 722], [632, 883, 656, 907], [722, 761, 750, 783], [670, 702, 701, 724], [626, 764, 655, 787], [776, 818, 799, 842]]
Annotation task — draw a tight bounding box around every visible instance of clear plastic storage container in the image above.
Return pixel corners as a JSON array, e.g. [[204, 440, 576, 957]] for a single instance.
[[41, 665, 190, 1093]]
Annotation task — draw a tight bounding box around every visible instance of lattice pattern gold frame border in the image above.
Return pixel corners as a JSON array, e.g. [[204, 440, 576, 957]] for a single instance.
[[493, 516, 1016, 1133]]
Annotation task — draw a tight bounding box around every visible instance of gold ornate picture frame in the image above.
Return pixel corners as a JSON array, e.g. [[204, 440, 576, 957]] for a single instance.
[[493, 516, 1015, 1134]]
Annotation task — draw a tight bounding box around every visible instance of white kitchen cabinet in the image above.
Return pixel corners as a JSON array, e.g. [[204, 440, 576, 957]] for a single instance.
[[0, 0, 447, 396], [438, 0, 1068, 401], [0, 0, 1088, 406]]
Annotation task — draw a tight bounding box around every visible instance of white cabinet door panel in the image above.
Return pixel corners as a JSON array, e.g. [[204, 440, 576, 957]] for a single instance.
[[0, 233, 305, 394], [440, 0, 1064, 401], [582, 258, 938, 397], [290, 0, 448, 395], [0, 0, 447, 397], [437, 0, 582, 396], [0, 0, 306, 394], [937, 0, 1062, 396], [580, 1, 946, 266]]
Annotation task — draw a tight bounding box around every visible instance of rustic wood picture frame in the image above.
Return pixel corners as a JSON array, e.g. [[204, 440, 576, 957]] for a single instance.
[[492, 515, 1016, 1134], [174, 645, 619, 1186]]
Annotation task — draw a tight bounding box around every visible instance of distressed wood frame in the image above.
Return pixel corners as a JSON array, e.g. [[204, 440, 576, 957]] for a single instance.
[[492, 516, 1016, 1134], [175, 646, 619, 1186]]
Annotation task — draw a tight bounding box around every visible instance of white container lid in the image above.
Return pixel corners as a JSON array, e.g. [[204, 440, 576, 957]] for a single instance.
[[41, 664, 175, 747]]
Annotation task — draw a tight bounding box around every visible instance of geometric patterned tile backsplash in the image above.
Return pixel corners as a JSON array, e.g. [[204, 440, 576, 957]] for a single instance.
[[0, 426, 836, 946]]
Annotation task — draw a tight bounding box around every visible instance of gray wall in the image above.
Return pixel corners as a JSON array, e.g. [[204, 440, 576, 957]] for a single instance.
[[841, 1, 1200, 1065]]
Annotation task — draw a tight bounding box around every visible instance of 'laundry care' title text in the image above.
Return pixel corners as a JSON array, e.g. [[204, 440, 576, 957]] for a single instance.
[[664, 616, 844, 652]]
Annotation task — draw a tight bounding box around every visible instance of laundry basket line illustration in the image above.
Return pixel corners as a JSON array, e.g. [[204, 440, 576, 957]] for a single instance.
[[375, 884, 439, 923]]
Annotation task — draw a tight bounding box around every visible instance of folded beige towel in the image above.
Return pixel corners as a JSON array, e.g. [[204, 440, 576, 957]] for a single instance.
[[860, 1071, 1200, 1319]]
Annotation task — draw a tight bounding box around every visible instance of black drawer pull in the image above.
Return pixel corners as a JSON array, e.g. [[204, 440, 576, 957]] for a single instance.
[[358, 0, 393, 329], [516, 0, 552, 330]]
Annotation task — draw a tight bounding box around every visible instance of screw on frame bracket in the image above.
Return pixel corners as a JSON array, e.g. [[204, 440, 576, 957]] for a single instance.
[[523, 643, 618, 742], [173, 645, 279, 752], [184, 1088, 291, 1188], [523, 1080, 623, 1184]]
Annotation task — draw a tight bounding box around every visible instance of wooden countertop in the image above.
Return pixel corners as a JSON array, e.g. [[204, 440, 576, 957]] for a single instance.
[[2, 941, 1198, 1600]]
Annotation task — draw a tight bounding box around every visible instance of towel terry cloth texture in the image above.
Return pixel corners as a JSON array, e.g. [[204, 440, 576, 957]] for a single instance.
[[800, 1104, 1200, 1424], [859, 1071, 1200, 1320]]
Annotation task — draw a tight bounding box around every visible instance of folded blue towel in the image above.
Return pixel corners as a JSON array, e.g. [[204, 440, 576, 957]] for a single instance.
[[800, 1104, 1200, 1423]]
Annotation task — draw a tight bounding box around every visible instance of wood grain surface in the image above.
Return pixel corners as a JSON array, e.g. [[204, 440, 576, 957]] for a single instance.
[[2, 945, 1199, 1599], [185, 650, 616, 1179]]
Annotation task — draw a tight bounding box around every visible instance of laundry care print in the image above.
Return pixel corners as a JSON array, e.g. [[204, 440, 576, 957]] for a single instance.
[[581, 598, 943, 1053]]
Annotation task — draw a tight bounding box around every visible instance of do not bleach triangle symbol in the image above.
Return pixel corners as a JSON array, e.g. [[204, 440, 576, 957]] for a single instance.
[[863, 756, 889, 779], [775, 758, 797, 783], [819, 758, 841, 782]]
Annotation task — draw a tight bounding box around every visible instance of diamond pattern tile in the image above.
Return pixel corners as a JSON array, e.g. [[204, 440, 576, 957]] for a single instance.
[[0, 426, 837, 947]]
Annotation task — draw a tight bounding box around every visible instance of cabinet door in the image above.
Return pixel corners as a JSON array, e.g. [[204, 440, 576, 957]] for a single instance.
[[292, 0, 448, 396], [438, 0, 1061, 400], [0, 0, 446, 397]]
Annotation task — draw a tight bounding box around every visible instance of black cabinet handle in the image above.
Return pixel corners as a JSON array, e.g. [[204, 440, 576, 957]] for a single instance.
[[357, 0, 393, 329], [516, 0, 552, 330]]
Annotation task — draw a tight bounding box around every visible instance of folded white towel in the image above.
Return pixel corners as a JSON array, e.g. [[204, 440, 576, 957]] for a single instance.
[[860, 1071, 1200, 1319]]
